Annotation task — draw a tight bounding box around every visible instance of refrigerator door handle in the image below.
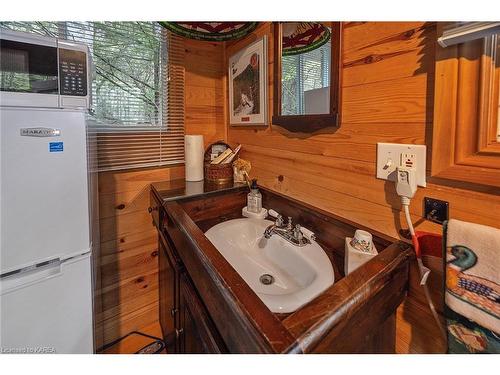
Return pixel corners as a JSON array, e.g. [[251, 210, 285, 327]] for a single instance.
[[0, 259, 63, 295]]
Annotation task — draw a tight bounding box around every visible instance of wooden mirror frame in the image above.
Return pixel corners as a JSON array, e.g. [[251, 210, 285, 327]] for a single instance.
[[272, 22, 342, 133]]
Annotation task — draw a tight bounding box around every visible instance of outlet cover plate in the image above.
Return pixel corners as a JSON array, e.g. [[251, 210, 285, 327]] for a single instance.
[[376, 143, 427, 187], [424, 197, 449, 224]]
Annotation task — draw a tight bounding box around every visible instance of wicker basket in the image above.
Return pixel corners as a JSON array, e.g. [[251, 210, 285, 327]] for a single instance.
[[204, 141, 234, 184]]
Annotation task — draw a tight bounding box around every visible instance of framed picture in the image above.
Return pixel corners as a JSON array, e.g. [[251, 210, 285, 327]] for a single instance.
[[229, 36, 268, 126]]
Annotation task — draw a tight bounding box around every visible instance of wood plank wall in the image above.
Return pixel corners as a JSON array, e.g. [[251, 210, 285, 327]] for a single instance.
[[95, 38, 225, 350], [185, 39, 227, 145], [224, 22, 500, 353]]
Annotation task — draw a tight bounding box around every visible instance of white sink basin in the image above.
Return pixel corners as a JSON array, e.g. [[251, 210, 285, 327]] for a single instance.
[[205, 218, 334, 313]]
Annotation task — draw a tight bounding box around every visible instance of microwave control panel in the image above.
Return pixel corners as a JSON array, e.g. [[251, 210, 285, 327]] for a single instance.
[[59, 48, 87, 96]]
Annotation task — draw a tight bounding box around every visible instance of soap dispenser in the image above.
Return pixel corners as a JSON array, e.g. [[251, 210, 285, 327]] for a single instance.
[[247, 179, 262, 214]]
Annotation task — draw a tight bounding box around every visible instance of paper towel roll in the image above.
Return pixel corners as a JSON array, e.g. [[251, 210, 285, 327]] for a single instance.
[[185, 135, 204, 182], [185, 180, 204, 196]]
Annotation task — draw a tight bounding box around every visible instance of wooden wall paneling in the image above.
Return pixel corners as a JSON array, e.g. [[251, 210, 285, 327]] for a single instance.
[[96, 168, 171, 350], [96, 229, 160, 334], [99, 210, 155, 243], [97, 273, 159, 323], [184, 39, 226, 146], [342, 75, 428, 123], [98, 166, 185, 195], [341, 22, 431, 56], [99, 238, 158, 289], [229, 122, 426, 163], [99, 187, 152, 220], [224, 22, 500, 353], [343, 23, 434, 87]]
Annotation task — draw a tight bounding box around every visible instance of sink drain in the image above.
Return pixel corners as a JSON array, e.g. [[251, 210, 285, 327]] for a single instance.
[[259, 274, 274, 285]]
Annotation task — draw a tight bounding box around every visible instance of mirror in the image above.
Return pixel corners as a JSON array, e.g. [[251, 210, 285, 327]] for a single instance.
[[273, 22, 342, 133], [281, 22, 331, 116]]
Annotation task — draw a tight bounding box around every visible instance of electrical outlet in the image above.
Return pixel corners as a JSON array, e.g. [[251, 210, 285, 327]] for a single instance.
[[401, 153, 416, 169], [376, 143, 427, 187]]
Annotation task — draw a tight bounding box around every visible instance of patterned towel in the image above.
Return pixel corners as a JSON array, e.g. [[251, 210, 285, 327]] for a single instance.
[[444, 219, 500, 353]]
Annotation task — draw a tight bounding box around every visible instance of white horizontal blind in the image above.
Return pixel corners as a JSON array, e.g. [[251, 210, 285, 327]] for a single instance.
[[90, 28, 185, 171], [281, 41, 331, 115], [0, 22, 185, 171]]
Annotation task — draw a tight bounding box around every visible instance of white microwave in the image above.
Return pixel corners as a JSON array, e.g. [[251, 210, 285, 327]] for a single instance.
[[0, 29, 91, 109]]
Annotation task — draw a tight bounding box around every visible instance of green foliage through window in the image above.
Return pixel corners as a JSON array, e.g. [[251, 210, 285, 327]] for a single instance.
[[281, 41, 331, 115]]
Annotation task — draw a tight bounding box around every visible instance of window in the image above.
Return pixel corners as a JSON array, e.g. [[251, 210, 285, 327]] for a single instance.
[[281, 41, 331, 115], [0, 22, 185, 171]]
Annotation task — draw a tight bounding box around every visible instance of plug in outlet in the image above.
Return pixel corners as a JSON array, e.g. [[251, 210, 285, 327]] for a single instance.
[[376, 143, 426, 187]]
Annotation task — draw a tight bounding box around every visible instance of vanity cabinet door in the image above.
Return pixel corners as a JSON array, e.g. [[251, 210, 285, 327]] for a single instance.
[[158, 236, 178, 353], [178, 274, 227, 354]]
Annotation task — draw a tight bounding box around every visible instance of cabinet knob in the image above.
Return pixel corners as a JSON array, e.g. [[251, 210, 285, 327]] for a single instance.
[[175, 328, 184, 338], [148, 206, 157, 213], [170, 308, 178, 317]]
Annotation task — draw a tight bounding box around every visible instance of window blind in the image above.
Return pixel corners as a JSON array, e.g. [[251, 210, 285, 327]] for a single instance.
[[0, 22, 185, 171], [281, 41, 331, 115]]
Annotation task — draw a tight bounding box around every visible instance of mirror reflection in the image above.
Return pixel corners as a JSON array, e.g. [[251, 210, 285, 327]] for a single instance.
[[281, 22, 331, 116]]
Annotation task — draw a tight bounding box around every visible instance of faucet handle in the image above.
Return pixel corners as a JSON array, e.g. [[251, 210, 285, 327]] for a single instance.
[[268, 209, 284, 226], [293, 224, 303, 240], [268, 209, 280, 219], [287, 216, 293, 230]]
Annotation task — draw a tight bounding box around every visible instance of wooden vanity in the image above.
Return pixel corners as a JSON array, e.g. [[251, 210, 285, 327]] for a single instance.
[[150, 180, 414, 353]]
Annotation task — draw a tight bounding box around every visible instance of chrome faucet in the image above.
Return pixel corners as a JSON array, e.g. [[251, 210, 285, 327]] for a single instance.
[[263, 210, 311, 247]]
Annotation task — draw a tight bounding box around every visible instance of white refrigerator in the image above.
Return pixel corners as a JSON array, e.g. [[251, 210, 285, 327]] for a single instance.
[[0, 106, 93, 354]]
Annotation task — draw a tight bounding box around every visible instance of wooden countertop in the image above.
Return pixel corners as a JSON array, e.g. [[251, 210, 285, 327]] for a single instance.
[[151, 179, 247, 203]]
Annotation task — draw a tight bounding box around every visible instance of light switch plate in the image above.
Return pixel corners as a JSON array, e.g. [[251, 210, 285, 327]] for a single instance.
[[376, 143, 427, 187]]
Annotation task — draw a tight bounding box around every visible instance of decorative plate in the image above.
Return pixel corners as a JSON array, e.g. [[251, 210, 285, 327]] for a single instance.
[[282, 22, 331, 56], [158, 22, 258, 42]]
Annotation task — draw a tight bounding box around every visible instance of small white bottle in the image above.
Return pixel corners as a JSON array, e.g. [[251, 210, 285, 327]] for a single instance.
[[247, 179, 262, 214]]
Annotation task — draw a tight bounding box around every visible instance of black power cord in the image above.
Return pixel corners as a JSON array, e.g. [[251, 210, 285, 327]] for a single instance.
[[101, 330, 166, 354]]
